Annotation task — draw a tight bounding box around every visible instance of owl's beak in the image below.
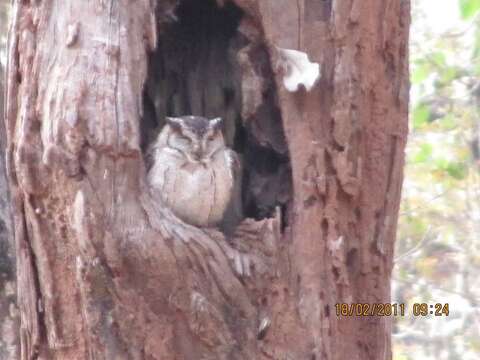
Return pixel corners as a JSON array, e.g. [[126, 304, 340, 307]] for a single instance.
[[192, 145, 203, 162]]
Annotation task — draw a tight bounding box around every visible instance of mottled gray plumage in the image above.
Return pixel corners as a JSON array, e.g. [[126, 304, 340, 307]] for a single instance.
[[147, 116, 238, 227]]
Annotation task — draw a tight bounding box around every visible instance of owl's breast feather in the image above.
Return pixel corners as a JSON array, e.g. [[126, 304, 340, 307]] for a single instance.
[[148, 149, 235, 227]]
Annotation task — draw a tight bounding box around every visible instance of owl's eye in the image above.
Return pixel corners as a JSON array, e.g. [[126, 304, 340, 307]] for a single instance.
[[177, 133, 192, 143], [206, 135, 215, 142]]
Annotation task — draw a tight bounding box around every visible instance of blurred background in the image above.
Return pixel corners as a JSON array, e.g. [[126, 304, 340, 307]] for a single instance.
[[0, 1, 479, 359], [394, 1, 480, 359]]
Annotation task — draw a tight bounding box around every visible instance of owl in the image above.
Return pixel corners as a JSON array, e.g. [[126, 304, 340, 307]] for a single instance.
[[147, 116, 239, 227]]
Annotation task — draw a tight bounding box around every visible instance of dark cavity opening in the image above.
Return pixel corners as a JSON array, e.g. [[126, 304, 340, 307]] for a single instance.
[[142, 0, 293, 226]]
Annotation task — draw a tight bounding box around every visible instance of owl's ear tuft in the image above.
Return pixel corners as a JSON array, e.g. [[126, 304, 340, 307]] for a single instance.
[[210, 117, 223, 131], [166, 116, 184, 131]]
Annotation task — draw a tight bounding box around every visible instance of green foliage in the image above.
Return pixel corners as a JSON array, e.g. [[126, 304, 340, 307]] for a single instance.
[[459, 0, 480, 19], [395, 0, 480, 359], [413, 143, 433, 163], [412, 103, 431, 129], [411, 61, 431, 84], [441, 159, 468, 179]]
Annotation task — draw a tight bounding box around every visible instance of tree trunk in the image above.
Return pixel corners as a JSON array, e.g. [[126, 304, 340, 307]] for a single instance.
[[4, 0, 409, 359]]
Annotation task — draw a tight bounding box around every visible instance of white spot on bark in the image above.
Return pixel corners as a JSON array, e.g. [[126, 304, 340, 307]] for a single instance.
[[66, 22, 79, 47], [147, 12, 158, 51], [258, 316, 271, 337], [224, 151, 235, 181], [329, 236, 344, 253], [234, 252, 243, 276], [92, 37, 108, 44], [4, 281, 15, 296], [65, 109, 78, 127], [242, 255, 251, 277], [73, 190, 94, 257], [276, 48, 321, 92], [191, 291, 207, 312], [259, 317, 270, 330], [230, 250, 252, 278]]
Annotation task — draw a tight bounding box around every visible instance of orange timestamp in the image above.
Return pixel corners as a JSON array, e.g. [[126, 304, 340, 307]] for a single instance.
[[335, 303, 450, 317]]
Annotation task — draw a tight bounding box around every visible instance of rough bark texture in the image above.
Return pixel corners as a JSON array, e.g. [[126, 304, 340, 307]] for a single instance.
[[4, 0, 409, 359]]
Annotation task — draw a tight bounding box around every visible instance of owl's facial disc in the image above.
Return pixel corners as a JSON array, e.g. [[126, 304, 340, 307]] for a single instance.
[[165, 115, 225, 164], [176, 131, 205, 164]]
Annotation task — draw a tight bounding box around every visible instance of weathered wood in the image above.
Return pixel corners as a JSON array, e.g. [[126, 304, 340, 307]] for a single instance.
[[4, 0, 409, 359]]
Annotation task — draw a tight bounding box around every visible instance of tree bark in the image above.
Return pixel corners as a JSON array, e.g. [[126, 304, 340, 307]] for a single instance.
[[4, 0, 409, 359]]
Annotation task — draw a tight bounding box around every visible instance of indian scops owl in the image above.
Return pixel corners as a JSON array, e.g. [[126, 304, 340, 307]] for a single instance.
[[147, 116, 238, 227]]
